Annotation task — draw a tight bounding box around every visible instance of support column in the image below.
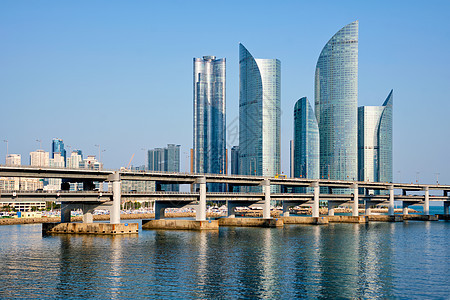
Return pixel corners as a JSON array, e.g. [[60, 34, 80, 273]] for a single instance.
[[403, 202, 409, 215], [61, 203, 71, 223], [352, 183, 359, 217], [444, 202, 450, 215], [365, 201, 372, 216], [328, 201, 337, 216], [282, 202, 290, 217], [262, 179, 271, 219], [227, 201, 237, 218], [82, 205, 94, 223], [154, 201, 167, 220], [424, 186, 430, 216], [312, 181, 319, 218], [108, 172, 121, 224], [388, 185, 395, 216], [196, 177, 206, 221]]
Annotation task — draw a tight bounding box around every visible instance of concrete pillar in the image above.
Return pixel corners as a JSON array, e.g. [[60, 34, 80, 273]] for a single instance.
[[403, 202, 409, 215], [328, 201, 337, 216], [388, 185, 395, 216], [444, 202, 450, 215], [282, 202, 291, 217], [402, 189, 407, 196], [262, 179, 271, 219], [227, 201, 237, 218], [82, 206, 94, 223], [312, 181, 320, 218], [444, 190, 448, 197], [196, 177, 207, 221], [352, 183, 359, 217], [155, 201, 166, 220], [110, 172, 121, 224], [365, 201, 372, 216], [424, 186, 430, 215], [61, 203, 71, 223]]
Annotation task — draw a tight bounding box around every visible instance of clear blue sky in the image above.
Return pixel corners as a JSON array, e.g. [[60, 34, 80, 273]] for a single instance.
[[1, 0, 449, 185]]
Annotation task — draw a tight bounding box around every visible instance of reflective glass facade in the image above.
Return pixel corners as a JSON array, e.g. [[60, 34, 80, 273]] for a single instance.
[[147, 144, 180, 191], [358, 90, 393, 191], [239, 44, 280, 186], [52, 138, 66, 166], [315, 21, 358, 185], [193, 56, 226, 191], [293, 97, 319, 192]]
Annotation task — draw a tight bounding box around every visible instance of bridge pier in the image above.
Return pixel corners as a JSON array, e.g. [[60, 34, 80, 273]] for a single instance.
[[444, 202, 450, 215], [82, 205, 96, 224], [262, 179, 271, 219], [328, 201, 339, 216], [282, 202, 291, 217], [365, 201, 372, 216], [109, 172, 121, 224], [312, 182, 320, 218], [196, 177, 207, 221], [352, 183, 359, 217], [388, 185, 395, 216], [423, 186, 430, 215], [226, 201, 240, 218], [61, 203, 72, 223], [402, 201, 415, 215]]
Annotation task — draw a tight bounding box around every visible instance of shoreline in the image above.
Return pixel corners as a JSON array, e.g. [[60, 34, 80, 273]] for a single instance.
[[0, 208, 421, 226]]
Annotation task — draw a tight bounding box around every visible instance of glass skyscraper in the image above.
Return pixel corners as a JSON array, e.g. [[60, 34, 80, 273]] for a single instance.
[[239, 43, 280, 189], [193, 56, 226, 191], [315, 21, 359, 185], [358, 90, 393, 187], [293, 97, 319, 192], [148, 144, 180, 191], [51, 138, 66, 166]]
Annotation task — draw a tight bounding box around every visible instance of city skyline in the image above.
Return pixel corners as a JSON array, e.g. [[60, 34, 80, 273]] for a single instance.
[[1, 1, 449, 185]]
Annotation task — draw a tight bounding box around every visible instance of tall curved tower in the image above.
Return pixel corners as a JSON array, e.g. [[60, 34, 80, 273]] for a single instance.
[[239, 43, 280, 183], [315, 21, 358, 184], [193, 56, 226, 191], [378, 90, 393, 184]]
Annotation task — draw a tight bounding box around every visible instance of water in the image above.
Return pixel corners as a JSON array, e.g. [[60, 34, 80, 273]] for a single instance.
[[0, 221, 449, 299]]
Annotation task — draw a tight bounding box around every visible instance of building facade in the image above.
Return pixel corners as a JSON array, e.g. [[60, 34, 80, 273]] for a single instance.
[[293, 97, 319, 191], [193, 56, 226, 191], [358, 90, 393, 187], [147, 144, 180, 191], [230, 146, 239, 175], [239, 43, 281, 190], [52, 138, 66, 166], [315, 21, 359, 187], [6, 154, 21, 166]]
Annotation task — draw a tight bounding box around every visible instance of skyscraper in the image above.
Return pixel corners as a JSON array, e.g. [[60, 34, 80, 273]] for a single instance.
[[293, 97, 319, 189], [239, 43, 280, 188], [193, 56, 226, 192], [230, 146, 239, 175], [315, 21, 359, 186], [52, 138, 66, 166], [358, 90, 393, 186], [148, 144, 180, 191]]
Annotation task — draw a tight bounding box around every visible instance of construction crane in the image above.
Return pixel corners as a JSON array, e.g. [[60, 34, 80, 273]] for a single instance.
[[126, 153, 135, 170]]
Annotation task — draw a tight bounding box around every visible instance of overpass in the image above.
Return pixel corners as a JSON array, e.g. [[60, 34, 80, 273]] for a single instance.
[[1, 166, 449, 224]]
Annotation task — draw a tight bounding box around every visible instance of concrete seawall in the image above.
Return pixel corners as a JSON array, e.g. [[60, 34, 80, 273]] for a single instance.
[[328, 216, 368, 223], [142, 219, 219, 230], [218, 218, 283, 227], [282, 216, 329, 225], [42, 222, 139, 235]]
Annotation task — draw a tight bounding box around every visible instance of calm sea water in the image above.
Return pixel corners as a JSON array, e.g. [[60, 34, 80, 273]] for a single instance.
[[0, 220, 449, 299]]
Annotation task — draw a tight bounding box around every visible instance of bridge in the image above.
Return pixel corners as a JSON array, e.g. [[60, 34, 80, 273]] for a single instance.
[[1, 166, 449, 226]]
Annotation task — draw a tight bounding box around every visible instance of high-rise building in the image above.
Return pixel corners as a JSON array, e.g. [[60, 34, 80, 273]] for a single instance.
[[358, 90, 393, 187], [193, 56, 226, 191], [239, 43, 281, 189], [293, 97, 319, 189], [52, 138, 66, 166], [315, 21, 359, 187], [147, 144, 180, 191], [30, 150, 49, 167], [47, 153, 65, 190], [230, 146, 239, 175], [5, 154, 21, 166]]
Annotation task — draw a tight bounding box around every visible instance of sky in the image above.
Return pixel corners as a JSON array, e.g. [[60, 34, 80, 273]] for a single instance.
[[1, 0, 449, 185]]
